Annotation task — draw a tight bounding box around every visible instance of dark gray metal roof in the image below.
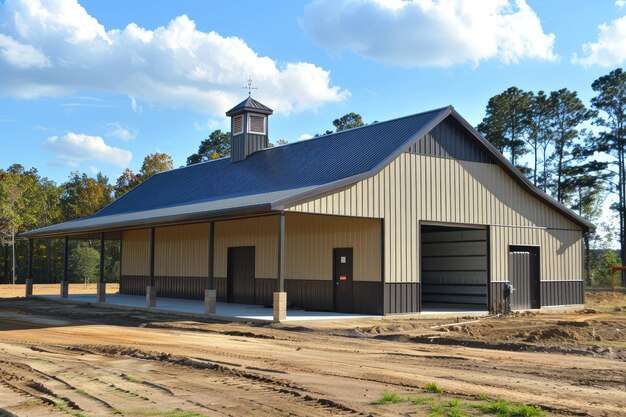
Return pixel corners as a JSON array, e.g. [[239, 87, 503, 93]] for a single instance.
[[21, 105, 594, 238], [225, 96, 273, 116], [21, 188, 316, 237]]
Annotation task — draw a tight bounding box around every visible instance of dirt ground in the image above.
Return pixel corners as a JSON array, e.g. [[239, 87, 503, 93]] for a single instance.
[[0, 288, 624, 417], [1, 283, 120, 296]]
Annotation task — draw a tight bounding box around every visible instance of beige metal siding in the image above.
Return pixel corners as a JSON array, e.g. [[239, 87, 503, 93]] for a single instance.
[[214, 216, 279, 278], [155, 224, 208, 277], [213, 213, 382, 282], [287, 153, 583, 283], [120, 229, 150, 276], [490, 226, 582, 282], [286, 213, 381, 281]]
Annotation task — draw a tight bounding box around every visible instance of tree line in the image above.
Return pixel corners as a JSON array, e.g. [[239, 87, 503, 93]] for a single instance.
[[477, 68, 626, 286], [0, 152, 174, 284]]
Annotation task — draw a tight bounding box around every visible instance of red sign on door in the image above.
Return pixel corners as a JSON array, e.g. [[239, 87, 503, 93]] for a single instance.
[[339, 276, 348, 281]]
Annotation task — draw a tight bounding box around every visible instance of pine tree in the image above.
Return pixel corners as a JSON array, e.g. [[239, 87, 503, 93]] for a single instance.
[[591, 68, 626, 285], [477, 87, 532, 168]]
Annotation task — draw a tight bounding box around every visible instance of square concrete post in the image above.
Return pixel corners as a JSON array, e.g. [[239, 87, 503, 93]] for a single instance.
[[273, 213, 287, 322], [25, 279, 33, 297], [146, 285, 156, 308], [273, 292, 287, 322], [97, 282, 106, 303], [204, 289, 217, 315], [60, 280, 69, 298]]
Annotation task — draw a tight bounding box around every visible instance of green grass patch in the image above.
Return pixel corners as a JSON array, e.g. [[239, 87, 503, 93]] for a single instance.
[[370, 391, 406, 405], [413, 396, 435, 405], [424, 382, 444, 394], [478, 394, 490, 401], [429, 399, 468, 417], [478, 399, 545, 417]]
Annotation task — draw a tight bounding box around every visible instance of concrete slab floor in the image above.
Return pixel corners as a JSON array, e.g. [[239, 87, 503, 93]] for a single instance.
[[35, 293, 379, 322]]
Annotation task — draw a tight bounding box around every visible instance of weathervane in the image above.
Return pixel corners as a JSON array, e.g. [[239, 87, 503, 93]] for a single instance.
[[243, 77, 258, 96]]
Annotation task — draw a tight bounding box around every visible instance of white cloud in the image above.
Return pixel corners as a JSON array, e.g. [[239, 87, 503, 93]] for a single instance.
[[0, 33, 50, 68], [301, 0, 556, 67], [105, 122, 137, 141], [298, 133, 314, 141], [572, 15, 626, 67], [44, 132, 132, 167], [617, 1, 625, 8], [0, 0, 347, 114]]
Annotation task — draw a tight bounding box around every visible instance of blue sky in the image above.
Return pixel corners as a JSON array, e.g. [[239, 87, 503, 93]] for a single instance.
[[1, 0, 625, 187]]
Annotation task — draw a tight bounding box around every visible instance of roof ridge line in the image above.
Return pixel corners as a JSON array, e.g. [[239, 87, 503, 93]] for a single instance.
[[234, 105, 454, 157], [152, 105, 454, 176]]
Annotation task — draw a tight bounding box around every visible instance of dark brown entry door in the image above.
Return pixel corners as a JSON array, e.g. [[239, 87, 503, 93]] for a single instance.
[[508, 246, 540, 310], [333, 248, 353, 313], [227, 246, 255, 304]]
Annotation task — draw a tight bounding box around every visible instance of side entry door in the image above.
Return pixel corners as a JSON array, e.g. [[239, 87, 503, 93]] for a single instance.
[[508, 246, 540, 310], [333, 248, 353, 313], [227, 246, 255, 304]]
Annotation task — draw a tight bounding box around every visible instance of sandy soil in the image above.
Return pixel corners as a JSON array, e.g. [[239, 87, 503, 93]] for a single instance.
[[0, 290, 624, 417], [0, 283, 120, 297]]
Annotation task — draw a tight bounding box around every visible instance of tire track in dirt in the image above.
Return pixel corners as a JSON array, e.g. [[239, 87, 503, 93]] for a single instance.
[[71, 343, 366, 416]]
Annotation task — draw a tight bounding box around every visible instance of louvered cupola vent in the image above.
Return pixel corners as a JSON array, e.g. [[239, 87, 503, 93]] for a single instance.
[[225, 96, 273, 162]]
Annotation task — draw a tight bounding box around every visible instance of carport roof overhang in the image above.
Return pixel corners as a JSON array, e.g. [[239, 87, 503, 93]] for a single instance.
[[19, 187, 318, 239]]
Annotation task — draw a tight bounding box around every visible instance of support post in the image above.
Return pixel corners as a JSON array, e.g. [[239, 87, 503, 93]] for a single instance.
[[204, 222, 216, 315], [97, 233, 106, 303], [25, 239, 33, 297], [273, 213, 287, 322], [146, 227, 156, 308], [61, 236, 69, 298]]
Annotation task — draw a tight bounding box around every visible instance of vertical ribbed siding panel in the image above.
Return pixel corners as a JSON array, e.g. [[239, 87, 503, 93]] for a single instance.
[[384, 283, 420, 314], [155, 224, 209, 277], [121, 229, 150, 276], [284, 213, 381, 282], [540, 281, 584, 306]]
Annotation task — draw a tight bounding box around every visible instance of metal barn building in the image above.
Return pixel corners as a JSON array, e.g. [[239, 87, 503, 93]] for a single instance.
[[23, 97, 593, 319]]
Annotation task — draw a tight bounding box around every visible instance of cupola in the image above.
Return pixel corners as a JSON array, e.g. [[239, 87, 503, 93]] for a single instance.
[[225, 96, 273, 162]]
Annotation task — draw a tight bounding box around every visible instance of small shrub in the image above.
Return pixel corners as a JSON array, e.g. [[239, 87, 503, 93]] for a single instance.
[[370, 391, 405, 405], [478, 394, 490, 401], [424, 382, 444, 394]]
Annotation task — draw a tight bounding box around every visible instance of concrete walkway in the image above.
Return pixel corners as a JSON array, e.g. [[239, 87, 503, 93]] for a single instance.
[[35, 293, 379, 322]]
